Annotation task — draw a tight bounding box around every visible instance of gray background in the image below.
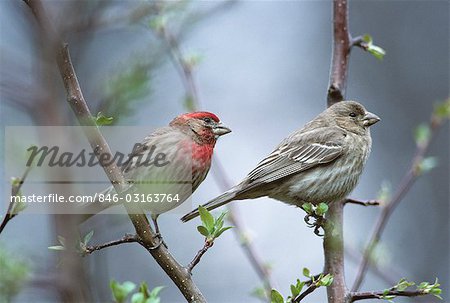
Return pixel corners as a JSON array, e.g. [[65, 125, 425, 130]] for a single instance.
[[1, 1, 448, 302]]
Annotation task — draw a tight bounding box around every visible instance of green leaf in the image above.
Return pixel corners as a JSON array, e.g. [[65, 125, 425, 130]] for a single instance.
[[215, 211, 227, 229], [395, 278, 414, 291], [197, 226, 210, 237], [361, 34, 386, 60], [377, 181, 391, 203], [48, 245, 65, 251], [270, 289, 284, 303], [417, 157, 438, 174], [433, 99, 450, 119], [110, 280, 136, 303], [11, 177, 21, 187], [290, 284, 300, 297], [183, 52, 203, 69], [362, 34, 373, 44], [214, 226, 233, 239], [319, 274, 334, 286], [131, 292, 145, 303], [149, 15, 167, 32], [367, 44, 386, 60], [83, 230, 94, 245], [414, 124, 430, 146], [184, 96, 195, 112], [381, 294, 395, 302], [315, 203, 329, 216], [302, 267, 311, 278], [251, 286, 267, 300], [417, 281, 429, 289], [302, 203, 313, 214], [96, 112, 114, 126], [138, 282, 150, 298], [198, 206, 214, 232], [11, 200, 27, 215], [149, 286, 164, 298]]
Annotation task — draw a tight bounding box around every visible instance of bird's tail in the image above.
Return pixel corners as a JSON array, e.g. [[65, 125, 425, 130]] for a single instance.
[[77, 186, 117, 222], [181, 188, 239, 222]]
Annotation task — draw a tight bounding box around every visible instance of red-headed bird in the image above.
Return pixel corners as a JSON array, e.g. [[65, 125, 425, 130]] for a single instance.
[[83, 112, 231, 233]]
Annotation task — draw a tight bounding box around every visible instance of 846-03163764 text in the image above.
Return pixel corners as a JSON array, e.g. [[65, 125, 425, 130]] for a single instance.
[[10, 193, 181, 204]]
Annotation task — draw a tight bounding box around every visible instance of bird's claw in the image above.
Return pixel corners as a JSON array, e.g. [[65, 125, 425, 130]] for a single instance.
[[304, 214, 326, 237], [148, 232, 168, 250]]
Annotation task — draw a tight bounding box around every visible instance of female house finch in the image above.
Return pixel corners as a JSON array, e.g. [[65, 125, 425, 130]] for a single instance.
[[83, 112, 231, 233], [181, 101, 379, 222]]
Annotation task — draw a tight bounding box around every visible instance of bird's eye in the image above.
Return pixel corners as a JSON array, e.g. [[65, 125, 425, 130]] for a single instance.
[[349, 112, 357, 117], [203, 117, 212, 123]]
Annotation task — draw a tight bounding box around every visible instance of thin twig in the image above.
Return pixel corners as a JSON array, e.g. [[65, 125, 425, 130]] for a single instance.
[[351, 114, 445, 292], [0, 166, 32, 235], [83, 234, 139, 255], [24, 1, 206, 301], [344, 245, 398, 286], [187, 239, 214, 273], [351, 36, 370, 51], [345, 198, 380, 207], [158, 26, 201, 108], [292, 283, 319, 302], [350, 289, 429, 302], [155, 23, 275, 292]]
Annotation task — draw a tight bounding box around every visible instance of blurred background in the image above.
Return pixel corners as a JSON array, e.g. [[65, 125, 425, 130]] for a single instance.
[[0, 1, 448, 302]]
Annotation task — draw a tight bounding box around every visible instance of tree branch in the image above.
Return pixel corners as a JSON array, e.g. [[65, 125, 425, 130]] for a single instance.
[[23, 1, 206, 301], [351, 112, 446, 292], [323, 201, 348, 303], [350, 289, 430, 302], [187, 239, 214, 273], [157, 25, 201, 109], [0, 166, 32, 235], [327, 0, 351, 107], [292, 282, 319, 303], [351, 36, 370, 51], [324, 0, 352, 302], [344, 198, 380, 207], [83, 234, 139, 255]]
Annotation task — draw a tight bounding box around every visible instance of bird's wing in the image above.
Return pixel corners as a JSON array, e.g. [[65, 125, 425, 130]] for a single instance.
[[245, 127, 344, 186], [121, 127, 179, 175]]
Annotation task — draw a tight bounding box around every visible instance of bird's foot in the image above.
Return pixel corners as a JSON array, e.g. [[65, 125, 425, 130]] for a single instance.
[[304, 214, 326, 237], [154, 232, 168, 249]]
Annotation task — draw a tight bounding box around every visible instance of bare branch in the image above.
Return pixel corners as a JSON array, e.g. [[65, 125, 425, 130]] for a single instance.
[[323, 201, 347, 303], [187, 239, 214, 273], [23, 1, 206, 301], [324, 0, 352, 302], [351, 113, 446, 292], [327, 0, 351, 107], [345, 198, 380, 207], [157, 26, 201, 108], [83, 234, 139, 255], [350, 289, 430, 302]]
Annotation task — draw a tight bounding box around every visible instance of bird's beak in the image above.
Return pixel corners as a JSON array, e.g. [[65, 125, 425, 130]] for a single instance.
[[363, 111, 381, 126], [213, 122, 232, 136]]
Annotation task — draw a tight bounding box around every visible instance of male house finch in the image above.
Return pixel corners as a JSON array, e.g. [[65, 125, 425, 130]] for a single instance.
[[83, 112, 231, 233], [181, 101, 379, 222]]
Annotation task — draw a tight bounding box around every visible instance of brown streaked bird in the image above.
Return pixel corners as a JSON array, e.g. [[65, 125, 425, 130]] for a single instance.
[[181, 101, 379, 222]]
